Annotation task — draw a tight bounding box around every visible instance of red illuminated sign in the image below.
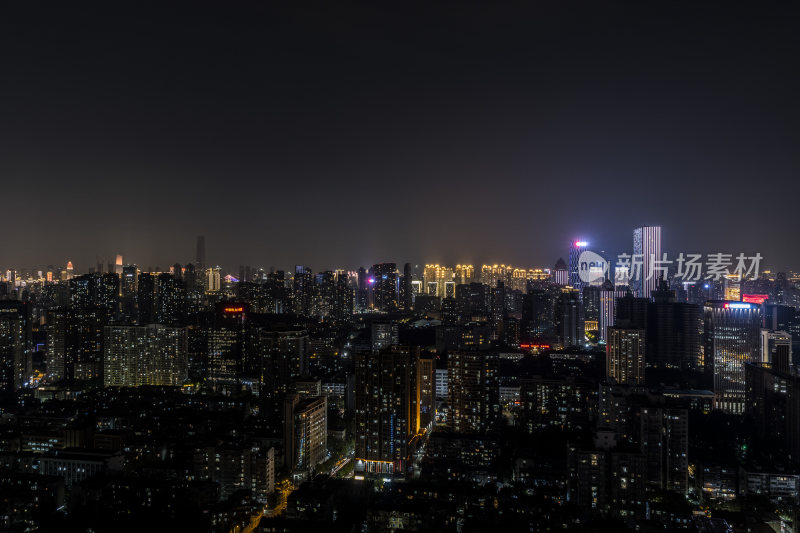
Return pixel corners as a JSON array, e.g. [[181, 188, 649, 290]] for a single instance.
[[742, 294, 769, 305], [224, 306, 244, 313], [520, 343, 551, 350]]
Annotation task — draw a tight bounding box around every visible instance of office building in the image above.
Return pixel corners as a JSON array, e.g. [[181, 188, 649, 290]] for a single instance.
[[760, 329, 792, 365], [568, 240, 588, 293], [646, 281, 700, 370], [553, 258, 568, 286], [704, 300, 762, 414], [554, 287, 583, 347], [632, 225, 661, 298]]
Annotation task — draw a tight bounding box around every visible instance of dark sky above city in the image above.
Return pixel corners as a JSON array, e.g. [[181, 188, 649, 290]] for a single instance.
[[2, 3, 799, 273]]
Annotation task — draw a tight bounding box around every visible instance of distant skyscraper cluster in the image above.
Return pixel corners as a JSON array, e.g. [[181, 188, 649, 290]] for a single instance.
[[2, 227, 800, 531]]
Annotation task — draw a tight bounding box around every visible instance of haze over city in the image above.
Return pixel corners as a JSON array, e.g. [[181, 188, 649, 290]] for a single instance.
[[2, 3, 799, 270]]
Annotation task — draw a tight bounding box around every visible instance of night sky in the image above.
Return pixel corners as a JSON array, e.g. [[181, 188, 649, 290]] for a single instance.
[[2, 3, 799, 273]]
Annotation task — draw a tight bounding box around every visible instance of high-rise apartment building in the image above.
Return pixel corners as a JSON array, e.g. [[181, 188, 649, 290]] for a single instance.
[[371, 263, 398, 312], [284, 394, 327, 478], [448, 351, 499, 434], [0, 301, 31, 391], [355, 346, 419, 477], [640, 407, 689, 493], [606, 326, 645, 385], [103, 324, 188, 387], [47, 307, 105, 383]]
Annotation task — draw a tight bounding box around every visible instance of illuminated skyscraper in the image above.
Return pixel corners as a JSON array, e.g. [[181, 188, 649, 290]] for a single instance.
[[599, 279, 628, 343], [553, 258, 568, 286], [568, 240, 589, 292], [582, 286, 600, 336], [480, 264, 514, 288], [455, 264, 474, 285], [206, 266, 221, 295], [632, 225, 661, 299], [704, 301, 762, 414], [208, 304, 247, 392], [423, 264, 452, 298]]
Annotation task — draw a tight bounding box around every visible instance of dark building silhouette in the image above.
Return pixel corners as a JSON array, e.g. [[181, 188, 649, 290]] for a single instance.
[[646, 281, 700, 370], [521, 287, 556, 342], [196, 235, 206, 269], [137, 273, 156, 324], [554, 287, 583, 347], [746, 362, 800, 464], [400, 262, 413, 311]]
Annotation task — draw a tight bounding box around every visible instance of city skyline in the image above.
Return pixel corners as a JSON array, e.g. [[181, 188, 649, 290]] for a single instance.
[[0, 227, 786, 277], [2, 4, 800, 530]]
